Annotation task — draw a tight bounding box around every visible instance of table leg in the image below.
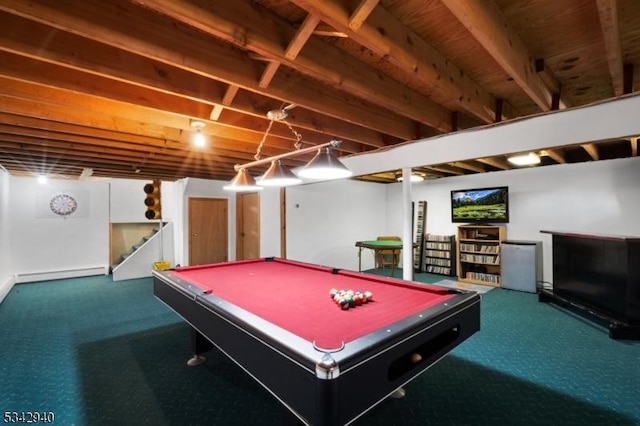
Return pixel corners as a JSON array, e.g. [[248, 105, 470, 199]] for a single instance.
[[390, 249, 400, 277], [187, 327, 212, 366], [390, 260, 395, 277]]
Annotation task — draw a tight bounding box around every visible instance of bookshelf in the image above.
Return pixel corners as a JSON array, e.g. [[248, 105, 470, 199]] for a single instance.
[[413, 201, 427, 271], [423, 234, 456, 276], [457, 225, 506, 286]]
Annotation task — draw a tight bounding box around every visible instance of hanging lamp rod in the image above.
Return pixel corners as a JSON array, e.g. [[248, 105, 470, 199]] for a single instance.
[[233, 139, 341, 172]]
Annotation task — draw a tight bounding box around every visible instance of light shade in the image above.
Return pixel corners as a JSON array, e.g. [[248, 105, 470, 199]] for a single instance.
[[508, 152, 541, 166], [257, 160, 302, 187], [223, 169, 263, 192], [297, 147, 353, 180]]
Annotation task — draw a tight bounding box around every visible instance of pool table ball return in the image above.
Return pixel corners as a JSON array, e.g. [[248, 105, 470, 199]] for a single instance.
[[153, 258, 480, 425]]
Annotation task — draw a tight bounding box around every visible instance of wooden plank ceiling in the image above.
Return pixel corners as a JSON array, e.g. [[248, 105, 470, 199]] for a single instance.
[[0, 0, 638, 183]]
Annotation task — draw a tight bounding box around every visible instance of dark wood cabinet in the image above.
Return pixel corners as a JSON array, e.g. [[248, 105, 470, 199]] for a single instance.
[[540, 230, 640, 339]]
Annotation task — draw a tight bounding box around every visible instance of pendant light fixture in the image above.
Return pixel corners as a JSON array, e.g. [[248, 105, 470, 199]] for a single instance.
[[297, 146, 353, 180], [258, 160, 302, 187], [223, 168, 263, 192], [222, 106, 353, 191]]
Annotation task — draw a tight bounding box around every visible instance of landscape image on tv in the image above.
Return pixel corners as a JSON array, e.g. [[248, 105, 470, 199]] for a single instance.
[[451, 186, 509, 223]]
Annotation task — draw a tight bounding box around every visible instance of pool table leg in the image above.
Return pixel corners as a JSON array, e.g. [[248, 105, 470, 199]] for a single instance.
[[187, 327, 212, 367]]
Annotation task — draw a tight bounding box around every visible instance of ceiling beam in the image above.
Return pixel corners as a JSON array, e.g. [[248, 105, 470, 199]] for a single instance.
[[475, 157, 510, 170], [289, 0, 502, 124], [0, 0, 419, 140], [285, 13, 320, 61], [423, 164, 466, 175], [440, 0, 566, 112], [0, 11, 392, 148], [210, 85, 239, 121], [0, 85, 342, 171], [312, 24, 347, 37], [260, 13, 320, 89], [629, 137, 638, 157], [348, 0, 379, 31], [123, 0, 451, 133], [0, 123, 296, 167], [0, 69, 370, 156], [581, 143, 600, 160], [542, 149, 566, 164], [449, 161, 486, 173], [596, 0, 624, 96]]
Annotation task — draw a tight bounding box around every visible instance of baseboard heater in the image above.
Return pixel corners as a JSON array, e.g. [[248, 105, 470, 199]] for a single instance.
[[15, 266, 107, 283]]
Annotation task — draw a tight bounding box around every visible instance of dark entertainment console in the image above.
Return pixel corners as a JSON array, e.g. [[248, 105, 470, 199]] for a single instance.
[[539, 230, 640, 339]]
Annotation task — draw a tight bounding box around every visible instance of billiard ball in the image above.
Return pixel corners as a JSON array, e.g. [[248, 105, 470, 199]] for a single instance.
[[339, 299, 350, 310], [364, 291, 373, 302], [410, 353, 422, 364], [329, 288, 338, 298]]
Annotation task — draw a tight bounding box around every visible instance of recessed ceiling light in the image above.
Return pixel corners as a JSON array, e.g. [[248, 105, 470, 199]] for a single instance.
[[508, 152, 541, 166]]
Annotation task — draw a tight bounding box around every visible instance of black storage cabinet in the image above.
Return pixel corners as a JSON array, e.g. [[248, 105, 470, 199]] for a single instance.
[[540, 230, 640, 339]]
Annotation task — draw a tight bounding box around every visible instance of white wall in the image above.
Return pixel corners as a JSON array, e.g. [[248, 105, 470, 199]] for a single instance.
[[259, 188, 282, 258], [343, 94, 640, 177], [109, 178, 180, 224], [2, 157, 639, 290], [0, 169, 12, 302], [9, 176, 110, 282], [385, 156, 640, 285], [286, 179, 388, 270], [0, 174, 281, 290]]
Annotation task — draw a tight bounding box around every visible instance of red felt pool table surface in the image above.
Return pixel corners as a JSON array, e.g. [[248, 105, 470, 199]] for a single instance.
[[170, 258, 455, 349]]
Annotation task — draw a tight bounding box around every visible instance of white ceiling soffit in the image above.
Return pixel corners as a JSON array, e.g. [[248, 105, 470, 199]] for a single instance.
[[343, 94, 640, 177]]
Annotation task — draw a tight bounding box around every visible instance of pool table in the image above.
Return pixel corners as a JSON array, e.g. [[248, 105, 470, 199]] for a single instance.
[[153, 257, 481, 425]]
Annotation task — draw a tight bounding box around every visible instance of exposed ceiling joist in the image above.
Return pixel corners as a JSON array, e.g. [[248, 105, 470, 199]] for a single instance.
[[0, 0, 637, 183], [596, 0, 625, 95], [440, 0, 566, 111]]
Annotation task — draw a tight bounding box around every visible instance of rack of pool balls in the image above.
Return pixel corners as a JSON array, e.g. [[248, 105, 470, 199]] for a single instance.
[[329, 288, 373, 310]]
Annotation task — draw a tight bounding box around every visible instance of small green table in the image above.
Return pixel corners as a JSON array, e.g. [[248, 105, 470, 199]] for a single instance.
[[355, 240, 416, 277]]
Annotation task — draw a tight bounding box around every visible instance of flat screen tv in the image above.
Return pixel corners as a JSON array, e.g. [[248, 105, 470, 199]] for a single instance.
[[451, 186, 509, 223]]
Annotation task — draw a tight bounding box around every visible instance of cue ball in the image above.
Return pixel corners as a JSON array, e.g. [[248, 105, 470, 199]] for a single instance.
[[410, 353, 422, 364]]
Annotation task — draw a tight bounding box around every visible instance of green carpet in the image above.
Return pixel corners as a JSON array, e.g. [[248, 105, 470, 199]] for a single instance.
[[0, 274, 638, 425]]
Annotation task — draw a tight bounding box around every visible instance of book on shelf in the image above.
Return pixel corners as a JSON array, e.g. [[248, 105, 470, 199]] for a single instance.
[[465, 271, 501, 284], [423, 233, 456, 276]]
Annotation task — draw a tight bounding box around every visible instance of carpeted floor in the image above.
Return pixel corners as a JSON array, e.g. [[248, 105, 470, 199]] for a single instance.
[[1, 273, 638, 425]]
